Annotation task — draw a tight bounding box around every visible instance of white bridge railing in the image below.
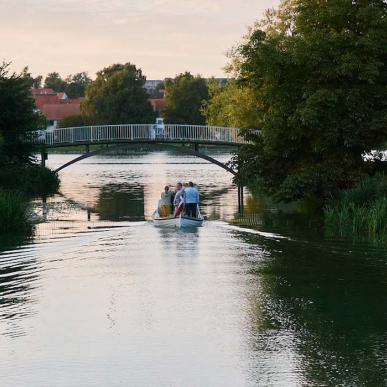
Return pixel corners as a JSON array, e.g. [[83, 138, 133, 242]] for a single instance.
[[36, 124, 248, 146]]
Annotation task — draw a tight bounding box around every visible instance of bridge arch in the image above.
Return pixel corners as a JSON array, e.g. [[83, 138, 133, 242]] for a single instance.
[[53, 143, 237, 175]]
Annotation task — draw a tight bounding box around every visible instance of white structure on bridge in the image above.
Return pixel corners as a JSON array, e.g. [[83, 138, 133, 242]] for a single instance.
[[37, 124, 248, 147]]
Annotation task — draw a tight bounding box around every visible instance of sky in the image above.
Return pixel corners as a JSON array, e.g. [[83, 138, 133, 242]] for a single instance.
[[0, 0, 280, 80]]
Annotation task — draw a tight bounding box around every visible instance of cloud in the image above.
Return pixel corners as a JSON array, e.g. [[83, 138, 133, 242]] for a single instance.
[[0, 0, 280, 78], [113, 18, 129, 25]]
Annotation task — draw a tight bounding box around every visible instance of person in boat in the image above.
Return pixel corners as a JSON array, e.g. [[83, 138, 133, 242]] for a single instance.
[[184, 181, 200, 218], [173, 182, 185, 217], [159, 185, 173, 217]]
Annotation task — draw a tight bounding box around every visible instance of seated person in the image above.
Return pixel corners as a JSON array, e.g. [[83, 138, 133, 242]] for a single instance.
[[159, 185, 173, 217]]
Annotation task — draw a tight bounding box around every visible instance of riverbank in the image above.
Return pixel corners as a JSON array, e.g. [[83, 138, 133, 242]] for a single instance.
[[325, 174, 387, 242], [0, 190, 30, 234], [234, 174, 387, 243], [0, 164, 59, 235]]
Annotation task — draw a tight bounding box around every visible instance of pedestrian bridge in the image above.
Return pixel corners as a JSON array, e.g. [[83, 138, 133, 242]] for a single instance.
[[37, 123, 248, 212], [38, 124, 248, 148]]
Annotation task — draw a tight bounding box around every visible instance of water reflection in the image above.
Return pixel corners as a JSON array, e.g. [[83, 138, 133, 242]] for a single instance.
[[96, 183, 145, 221], [157, 227, 200, 261], [0, 246, 40, 338], [0, 153, 386, 386], [233, 228, 387, 386]]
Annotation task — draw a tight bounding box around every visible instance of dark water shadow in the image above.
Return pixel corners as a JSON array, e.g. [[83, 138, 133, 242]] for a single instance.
[[233, 228, 387, 386], [0, 234, 40, 338], [96, 183, 145, 221]]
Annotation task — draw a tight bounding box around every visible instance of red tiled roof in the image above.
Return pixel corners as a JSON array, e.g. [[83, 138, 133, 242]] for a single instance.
[[65, 97, 85, 104], [149, 98, 166, 112], [40, 102, 82, 121], [57, 92, 67, 99], [34, 94, 61, 110]]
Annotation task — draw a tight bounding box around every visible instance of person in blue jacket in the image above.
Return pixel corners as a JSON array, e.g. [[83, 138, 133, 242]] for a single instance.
[[184, 182, 200, 218]]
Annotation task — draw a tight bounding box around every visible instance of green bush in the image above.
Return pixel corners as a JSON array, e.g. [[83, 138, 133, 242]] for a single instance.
[[0, 165, 59, 197], [0, 190, 31, 233], [325, 175, 387, 241]]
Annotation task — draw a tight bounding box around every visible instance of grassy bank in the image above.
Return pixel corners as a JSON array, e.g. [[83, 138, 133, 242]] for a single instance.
[[325, 175, 387, 242], [0, 165, 60, 236], [0, 190, 31, 234]]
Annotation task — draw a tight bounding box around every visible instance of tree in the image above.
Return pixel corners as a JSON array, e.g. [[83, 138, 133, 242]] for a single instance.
[[82, 63, 155, 124], [202, 80, 260, 129], [64, 72, 92, 98], [163, 72, 209, 124], [58, 114, 93, 128], [44, 72, 67, 92], [234, 0, 387, 202], [0, 63, 40, 165], [32, 75, 43, 89], [20, 67, 42, 89]]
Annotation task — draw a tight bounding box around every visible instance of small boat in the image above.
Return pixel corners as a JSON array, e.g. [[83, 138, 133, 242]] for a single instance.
[[152, 205, 204, 228]]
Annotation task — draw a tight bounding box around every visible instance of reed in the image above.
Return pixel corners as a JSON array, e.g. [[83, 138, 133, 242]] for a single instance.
[[0, 190, 31, 233], [325, 175, 387, 241]]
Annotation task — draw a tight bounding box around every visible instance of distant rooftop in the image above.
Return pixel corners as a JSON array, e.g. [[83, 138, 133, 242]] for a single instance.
[[32, 87, 56, 96], [40, 102, 82, 121]]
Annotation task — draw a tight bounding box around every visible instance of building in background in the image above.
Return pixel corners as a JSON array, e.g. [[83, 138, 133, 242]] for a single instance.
[[144, 80, 163, 94], [32, 88, 84, 130], [149, 98, 166, 114]]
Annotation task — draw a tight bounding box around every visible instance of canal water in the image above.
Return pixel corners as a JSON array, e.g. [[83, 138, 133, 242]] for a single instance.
[[0, 152, 386, 386]]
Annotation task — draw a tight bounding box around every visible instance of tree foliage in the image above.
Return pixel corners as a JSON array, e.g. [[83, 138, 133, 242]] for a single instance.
[[202, 80, 260, 129], [233, 0, 387, 202], [33, 75, 43, 89], [43, 71, 91, 97], [0, 63, 40, 165], [44, 72, 67, 92], [163, 72, 209, 124], [57, 114, 94, 128], [64, 72, 91, 98], [82, 63, 154, 124]]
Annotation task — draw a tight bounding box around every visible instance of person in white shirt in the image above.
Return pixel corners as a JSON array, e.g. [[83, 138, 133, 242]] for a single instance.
[[173, 182, 185, 216]]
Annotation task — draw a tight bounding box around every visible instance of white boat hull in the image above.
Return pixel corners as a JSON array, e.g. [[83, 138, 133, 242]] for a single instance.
[[152, 214, 204, 228], [177, 216, 204, 228]]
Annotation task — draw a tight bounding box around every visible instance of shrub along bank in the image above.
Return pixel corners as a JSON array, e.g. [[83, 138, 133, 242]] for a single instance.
[[0, 165, 60, 234], [325, 175, 387, 242], [0, 190, 30, 234], [0, 165, 60, 197]]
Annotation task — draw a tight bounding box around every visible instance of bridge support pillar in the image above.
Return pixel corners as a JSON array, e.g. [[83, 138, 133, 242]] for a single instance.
[[41, 149, 47, 168], [238, 185, 244, 214], [194, 143, 199, 152], [85, 144, 90, 153]]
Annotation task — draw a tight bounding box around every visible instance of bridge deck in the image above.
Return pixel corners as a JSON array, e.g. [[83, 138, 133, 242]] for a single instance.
[[37, 124, 247, 148]]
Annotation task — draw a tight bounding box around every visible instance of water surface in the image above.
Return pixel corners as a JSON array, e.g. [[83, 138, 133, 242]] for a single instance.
[[0, 152, 386, 386]]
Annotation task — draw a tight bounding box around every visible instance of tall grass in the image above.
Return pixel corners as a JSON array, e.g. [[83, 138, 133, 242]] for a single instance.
[[0, 190, 31, 233], [325, 174, 387, 242], [0, 165, 59, 238]]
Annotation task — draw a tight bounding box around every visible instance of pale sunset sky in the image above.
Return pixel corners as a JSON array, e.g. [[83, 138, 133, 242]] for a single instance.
[[0, 0, 280, 79]]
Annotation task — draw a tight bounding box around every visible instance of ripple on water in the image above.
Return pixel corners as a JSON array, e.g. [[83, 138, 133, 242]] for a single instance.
[[0, 153, 386, 387]]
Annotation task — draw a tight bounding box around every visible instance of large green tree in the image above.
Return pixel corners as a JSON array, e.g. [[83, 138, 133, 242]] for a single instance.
[[163, 72, 209, 124], [235, 0, 387, 202], [64, 72, 91, 98], [203, 80, 260, 129], [44, 72, 67, 92], [0, 63, 41, 165], [82, 63, 154, 124]]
